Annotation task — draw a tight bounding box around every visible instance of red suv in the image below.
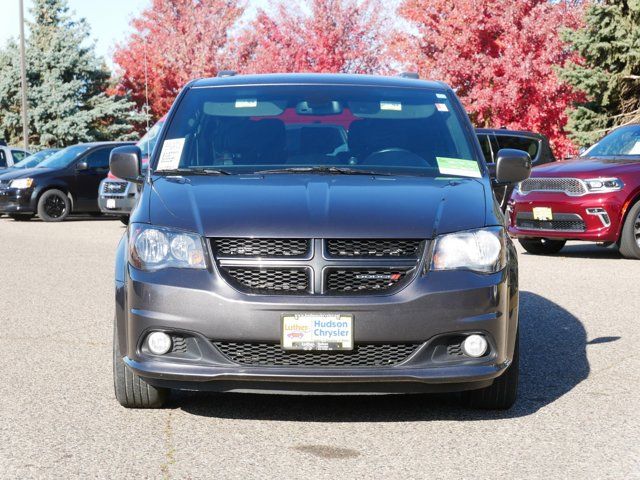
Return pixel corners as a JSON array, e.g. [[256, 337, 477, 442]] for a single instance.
[[508, 124, 640, 259]]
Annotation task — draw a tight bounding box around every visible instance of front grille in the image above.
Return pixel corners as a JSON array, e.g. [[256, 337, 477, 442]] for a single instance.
[[326, 239, 421, 258], [516, 218, 586, 232], [213, 238, 425, 296], [213, 342, 420, 367], [213, 238, 310, 257], [102, 182, 128, 194], [519, 177, 587, 196], [221, 267, 310, 294], [326, 269, 411, 294]]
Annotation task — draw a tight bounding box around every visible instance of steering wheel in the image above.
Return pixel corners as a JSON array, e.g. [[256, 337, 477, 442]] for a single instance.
[[361, 148, 429, 167], [369, 148, 412, 156]]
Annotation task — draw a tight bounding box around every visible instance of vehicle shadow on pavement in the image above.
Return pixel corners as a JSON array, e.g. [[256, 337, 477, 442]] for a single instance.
[[176, 291, 589, 421], [524, 243, 624, 260], [34, 215, 121, 222]]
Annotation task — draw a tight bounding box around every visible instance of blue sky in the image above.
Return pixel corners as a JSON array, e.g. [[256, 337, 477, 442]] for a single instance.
[[0, 0, 271, 64]]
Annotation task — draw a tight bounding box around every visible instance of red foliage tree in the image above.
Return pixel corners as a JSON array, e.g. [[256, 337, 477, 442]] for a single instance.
[[232, 0, 390, 75], [395, 0, 585, 157], [113, 0, 245, 118]]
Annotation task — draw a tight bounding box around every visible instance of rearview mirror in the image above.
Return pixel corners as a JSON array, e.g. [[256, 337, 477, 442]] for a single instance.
[[110, 146, 142, 183], [495, 149, 531, 184], [76, 161, 88, 171]]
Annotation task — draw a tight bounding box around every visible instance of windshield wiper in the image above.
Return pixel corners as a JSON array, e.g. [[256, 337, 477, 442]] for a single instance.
[[155, 167, 232, 176], [256, 166, 395, 176]]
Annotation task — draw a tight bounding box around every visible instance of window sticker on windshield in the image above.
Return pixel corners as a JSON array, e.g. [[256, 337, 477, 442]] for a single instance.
[[436, 157, 481, 178], [436, 93, 447, 99], [235, 99, 258, 108], [380, 101, 402, 111], [156, 138, 185, 170], [435, 103, 449, 112]]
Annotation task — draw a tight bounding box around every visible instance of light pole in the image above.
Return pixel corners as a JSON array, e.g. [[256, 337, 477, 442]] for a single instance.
[[18, 0, 29, 151]]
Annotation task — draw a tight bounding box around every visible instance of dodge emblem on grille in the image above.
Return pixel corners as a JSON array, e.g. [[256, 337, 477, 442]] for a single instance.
[[354, 273, 402, 281]]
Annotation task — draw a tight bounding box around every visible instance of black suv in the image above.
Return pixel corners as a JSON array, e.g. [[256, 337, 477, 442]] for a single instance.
[[0, 142, 133, 221], [110, 73, 530, 410]]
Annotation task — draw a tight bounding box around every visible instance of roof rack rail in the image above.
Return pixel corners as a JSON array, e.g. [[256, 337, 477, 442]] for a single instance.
[[398, 72, 419, 79], [217, 70, 237, 78]]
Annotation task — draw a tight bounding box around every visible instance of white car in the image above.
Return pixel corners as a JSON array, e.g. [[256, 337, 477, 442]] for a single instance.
[[0, 144, 31, 170]]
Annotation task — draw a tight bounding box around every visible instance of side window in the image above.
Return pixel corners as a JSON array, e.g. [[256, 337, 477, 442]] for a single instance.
[[85, 148, 111, 170], [477, 134, 494, 164], [0, 150, 6, 168], [11, 150, 27, 162], [496, 135, 540, 161]]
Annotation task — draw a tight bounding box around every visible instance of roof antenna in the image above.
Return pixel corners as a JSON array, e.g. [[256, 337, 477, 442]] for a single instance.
[[143, 39, 150, 154]]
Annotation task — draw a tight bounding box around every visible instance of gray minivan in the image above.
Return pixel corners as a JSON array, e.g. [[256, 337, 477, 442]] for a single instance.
[[110, 73, 531, 410]]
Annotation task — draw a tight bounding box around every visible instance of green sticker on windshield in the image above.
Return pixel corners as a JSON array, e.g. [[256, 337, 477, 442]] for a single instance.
[[436, 157, 481, 178]]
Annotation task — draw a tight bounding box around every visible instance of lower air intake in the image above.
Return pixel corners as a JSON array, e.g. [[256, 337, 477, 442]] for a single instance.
[[213, 342, 420, 367]]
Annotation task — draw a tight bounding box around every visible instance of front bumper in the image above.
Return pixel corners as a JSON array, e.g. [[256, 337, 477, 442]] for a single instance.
[[0, 187, 35, 213], [116, 259, 518, 393], [98, 179, 137, 215], [508, 192, 623, 242]]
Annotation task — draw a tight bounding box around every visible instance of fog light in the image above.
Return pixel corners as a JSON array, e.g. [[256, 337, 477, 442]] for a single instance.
[[462, 334, 488, 357], [147, 331, 172, 355]]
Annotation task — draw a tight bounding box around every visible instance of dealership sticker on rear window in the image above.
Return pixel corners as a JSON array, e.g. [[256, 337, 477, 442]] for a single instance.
[[235, 98, 258, 108], [156, 138, 185, 170], [436, 157, 481, 178], [380, 101, 402, 111]]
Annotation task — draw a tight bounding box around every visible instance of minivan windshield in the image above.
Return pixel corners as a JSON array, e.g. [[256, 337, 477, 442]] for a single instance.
[[582, 125, 640, 157], [38, 145, 92, 169], [156, 85, 480, 177]]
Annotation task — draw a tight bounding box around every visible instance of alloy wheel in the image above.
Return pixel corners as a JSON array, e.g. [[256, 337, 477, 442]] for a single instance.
[[635, 211, 640, 248], [44, 194, 66, 218]]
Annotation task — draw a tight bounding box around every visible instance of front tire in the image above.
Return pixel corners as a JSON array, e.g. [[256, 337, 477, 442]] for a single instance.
[[519, 238, 566, 255], [463, 332, 519, 410], [113, 319, 168, 408], [120, 215, 129, 225], [37, 189, 70, 222], [619, 200, 640, 259]]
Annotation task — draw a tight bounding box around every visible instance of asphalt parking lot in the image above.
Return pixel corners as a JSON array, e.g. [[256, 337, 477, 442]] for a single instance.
[[0, 216, 638, 479]]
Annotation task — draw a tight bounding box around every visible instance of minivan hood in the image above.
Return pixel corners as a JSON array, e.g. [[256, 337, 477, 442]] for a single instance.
[[532, 156, 640, 177], [147, 174, 487, 239], [0, 167, 54, 181]]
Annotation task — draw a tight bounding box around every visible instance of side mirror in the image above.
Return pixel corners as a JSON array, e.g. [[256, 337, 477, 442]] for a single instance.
[[76, 161, 88, 171], [495, 148, 531, 185], [110, 146, 142, 183]]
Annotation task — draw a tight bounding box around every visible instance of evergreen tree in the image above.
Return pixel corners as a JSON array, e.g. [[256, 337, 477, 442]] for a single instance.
[[0, 0, 144, 148], [561, 0, 640, 147]]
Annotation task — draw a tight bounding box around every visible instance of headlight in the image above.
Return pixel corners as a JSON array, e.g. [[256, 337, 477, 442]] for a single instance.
[[9, 178, 33, 189], [430, 227, 506, 274], [585, 178, 623, 193], [129, 224, 207, 271]]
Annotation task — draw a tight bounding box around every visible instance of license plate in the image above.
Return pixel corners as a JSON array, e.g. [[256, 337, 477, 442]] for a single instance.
[[106, 199, 116, 209], [282, 313, 353, 351], [532, 207, 553, 221]]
